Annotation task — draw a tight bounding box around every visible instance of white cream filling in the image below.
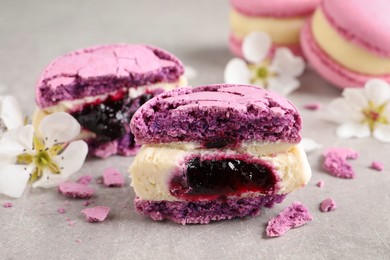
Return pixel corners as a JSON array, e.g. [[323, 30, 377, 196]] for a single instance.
[[32, 76, 187, 139], [129, 142, 311, 201]]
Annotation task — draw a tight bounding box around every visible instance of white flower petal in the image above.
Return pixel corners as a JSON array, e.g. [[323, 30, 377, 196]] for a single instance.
[[267, 77, 300, 96], [39, 112, 81, 147], [0, 125, 34, 159], [0, 96, 24, 130], [336, 122, 371, 138], [0, 164, 33, 198], [242, 31, 272, 64], [342, 88, 368, 109], [328, 99, 363, 123], [373, 124, 390, 143], [301, 138, 322, 153], [270, 48, 305, 77], [33, 140, 88, 188], [224, 58, 251, 84], [364, 79, 390, 105]]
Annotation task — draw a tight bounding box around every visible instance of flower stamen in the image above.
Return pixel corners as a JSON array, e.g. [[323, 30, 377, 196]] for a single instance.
[[361, 101, 389, 132]]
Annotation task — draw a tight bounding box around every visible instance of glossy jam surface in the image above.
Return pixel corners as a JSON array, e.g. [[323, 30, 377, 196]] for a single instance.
[[72, 91, 154, 143], [170, 156, 278, 201]]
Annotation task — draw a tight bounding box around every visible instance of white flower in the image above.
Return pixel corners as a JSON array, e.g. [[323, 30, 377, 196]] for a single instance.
[[224, 31, 305, 96], [328, 79, 390, 142], [0, 96, 24, 138], [0, 112, 88, 198]]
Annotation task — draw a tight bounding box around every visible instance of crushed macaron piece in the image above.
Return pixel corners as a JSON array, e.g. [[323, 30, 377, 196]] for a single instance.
[[266, 202, 313, 237], [58, 182, 94, 199], [57, 207, 66, 214], [81, 206, 111, 223], [103, 168, 124, 187], [316, 180, 324, 188], [303, 103, 321, 110], [77, 175, 93, 185], [370, 161, 384, 171], [3, 202, 13, 208], [320, 198, 337, 212], [323, 147, 359, 179]]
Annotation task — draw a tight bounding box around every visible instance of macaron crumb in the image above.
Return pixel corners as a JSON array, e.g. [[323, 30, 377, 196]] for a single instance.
[[57, 207, 66, 214], [323, 147, 359, 179], [58, 182, 95, 199], [77, 175, 93, 185], [303, 103, 321, 110], [81, 206, 111, 223], [67, 218, 75, 227], [3, 202, 13, 208], [320, 198, 337, 212], [266, 202, 313, 237], [103, 168, 125, 187], [316, 180, 324, 188], [370, 161, 384, 171]]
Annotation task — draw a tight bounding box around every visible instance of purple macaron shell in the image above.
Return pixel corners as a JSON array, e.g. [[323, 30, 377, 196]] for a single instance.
[[134, 194, 286, 225], [36, 44, 184, 108], [131, 84, 302, 146]]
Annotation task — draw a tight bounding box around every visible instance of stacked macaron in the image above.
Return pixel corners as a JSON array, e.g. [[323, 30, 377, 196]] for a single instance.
[[229, 0, 320, 57], [34, 44, 186, 158], [301, 0, 390, 88], [129, 84, 311, 224]]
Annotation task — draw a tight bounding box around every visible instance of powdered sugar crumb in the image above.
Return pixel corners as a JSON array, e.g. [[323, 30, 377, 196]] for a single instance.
[[370, 161, 384, 171], [323, 147, 359, 179], [3, 202, 13, 208], [77, 175, 93, 185], [57, 207, 66, 214], [266, 202, 313, 237], [58, 182, 94, 199], [303, 103, 321, 110], [320, 198, 337, 212], [316, 180, 324, 188], [103, 168, 125, 187], [81, 206, 111, 223]]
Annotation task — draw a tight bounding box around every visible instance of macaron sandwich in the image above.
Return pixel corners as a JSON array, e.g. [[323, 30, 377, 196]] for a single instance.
[[33, 44, 186, 158], [129, 84, 311, 224]]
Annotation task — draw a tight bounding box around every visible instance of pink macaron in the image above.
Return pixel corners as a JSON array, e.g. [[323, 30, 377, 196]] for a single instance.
[[301, 0, 390, 89], [229, 0, 320, 58]]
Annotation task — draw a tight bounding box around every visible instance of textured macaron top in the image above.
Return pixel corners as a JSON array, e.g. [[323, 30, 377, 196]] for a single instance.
[[131, 84, 302, 146], [321, 0, 390, 57], [36, 44, 184, 108], [230, 0, 320, 17]]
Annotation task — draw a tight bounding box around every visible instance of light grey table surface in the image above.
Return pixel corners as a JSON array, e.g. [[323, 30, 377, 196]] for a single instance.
[[0, 1, 389, 259]]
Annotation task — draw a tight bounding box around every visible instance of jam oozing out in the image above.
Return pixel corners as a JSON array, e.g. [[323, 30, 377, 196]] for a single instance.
[[170, 157, 278, 201], [72, 91, 154, 143]]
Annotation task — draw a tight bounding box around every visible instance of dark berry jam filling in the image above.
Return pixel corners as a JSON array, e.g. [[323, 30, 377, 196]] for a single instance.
[[169, 156, 278, 201], [72, 90, 155, 144]]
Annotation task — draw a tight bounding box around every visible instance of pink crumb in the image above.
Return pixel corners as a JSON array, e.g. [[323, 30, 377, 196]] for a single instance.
[[75, 239, 82, 244], [83, 200, 94, 207], [3, 202, 13, 208], [81, 206, 111, 223], [58, 182, 94, 199], [323, 147, 359, 179], [67, 218, 75, 226], [316, 180, 324, 188], [57, 207, 66, 214], [266, 202, 313, 237], [64, 201, 70, 206], [320, 198, 337, 212], [303, 103, 321, 110], [370, 161, 384, 171], [103, 168, 125, 187], [77, 175, 93, 185]]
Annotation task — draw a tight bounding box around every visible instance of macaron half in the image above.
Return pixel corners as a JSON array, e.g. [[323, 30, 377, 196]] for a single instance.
[[301, 0, 390, 88]]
